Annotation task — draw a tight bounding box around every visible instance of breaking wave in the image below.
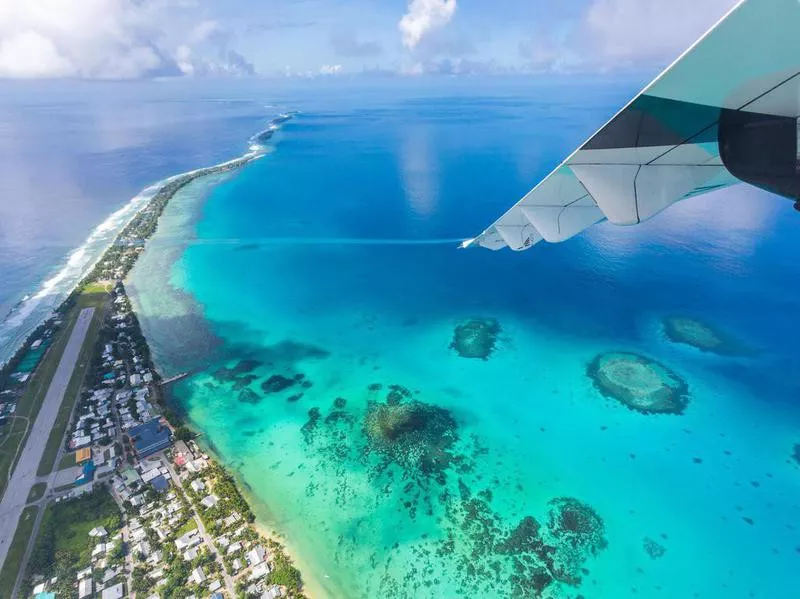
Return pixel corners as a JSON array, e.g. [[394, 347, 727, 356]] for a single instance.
[[0, 111, 296, 367]]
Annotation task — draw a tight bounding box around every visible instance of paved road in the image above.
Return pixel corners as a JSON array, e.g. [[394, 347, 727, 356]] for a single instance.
[[0, 308, 94, 572]]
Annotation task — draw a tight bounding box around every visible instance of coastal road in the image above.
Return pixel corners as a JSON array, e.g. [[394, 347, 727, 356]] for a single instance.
[[0, 308, 94, 572]]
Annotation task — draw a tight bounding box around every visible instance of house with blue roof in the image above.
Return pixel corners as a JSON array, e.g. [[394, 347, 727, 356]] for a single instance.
[[129, 418, 172, 458]]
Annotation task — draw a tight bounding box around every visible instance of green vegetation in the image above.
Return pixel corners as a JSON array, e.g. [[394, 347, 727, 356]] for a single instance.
[[176, 517, 199, 537], [0, 505, 38, 599], [25, 487, 121, 597], [267, 550, 303, 593], [57, 452, 76, 470], [36, 287, 109, 476], [27, 482, 46, 503], [174, 425, 194, 442]]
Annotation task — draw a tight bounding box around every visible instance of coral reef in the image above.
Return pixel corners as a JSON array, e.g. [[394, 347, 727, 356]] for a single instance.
[[643, 537, 666, 559], [588, 352, 689, 415], [238, 388, 261, 404], [363, 393, 459, 483], [663, 316, 747, 355], [793, 443, 800, 467], [446, 485, 607, 597], [296, 381, 607, 598], [212, 358, 261, 381], [545, 497, 607, 585], [261, 374, 297, 394], [450, 318, 501, 360]]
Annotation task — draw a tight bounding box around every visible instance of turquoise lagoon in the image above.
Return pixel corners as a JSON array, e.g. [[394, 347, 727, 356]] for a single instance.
[[127, 83, 800, 598]]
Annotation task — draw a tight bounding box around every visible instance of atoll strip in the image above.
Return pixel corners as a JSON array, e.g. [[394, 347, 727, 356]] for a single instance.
[[588, 352, 690, 415]]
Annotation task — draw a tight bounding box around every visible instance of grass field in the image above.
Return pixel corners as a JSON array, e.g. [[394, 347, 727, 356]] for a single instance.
[[36, 286, 109, 477], [176, 517, 199, 537], [23, 488, 122, 597], [0, 505, 38, 599], [27, 482, 46, 503], [57, 452, 76, 470]]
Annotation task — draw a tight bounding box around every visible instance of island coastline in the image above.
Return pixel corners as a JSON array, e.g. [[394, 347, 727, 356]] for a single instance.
[[2, 112, 320, 597]]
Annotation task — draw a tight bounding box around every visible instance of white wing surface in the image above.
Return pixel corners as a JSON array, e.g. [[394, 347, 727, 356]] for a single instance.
[[465, 0, 800, 251]]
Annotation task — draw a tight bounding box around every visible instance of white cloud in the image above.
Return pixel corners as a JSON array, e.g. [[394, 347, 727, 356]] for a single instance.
[[0, 0, 254, 79], [583, 0, 739, 67], [521, 0, 739, 72], [399, 0, 457, 49], [318, 64, 343, 76]]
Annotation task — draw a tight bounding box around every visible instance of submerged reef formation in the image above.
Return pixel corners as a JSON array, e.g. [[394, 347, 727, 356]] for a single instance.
[[793, 443, 800, 467], [363, 389, 459, 485], [643, 537, 667, 559], [450, 318, 501, 359], [663, 316, 747, 355], [442, 485, 607, 598], [588, 352, 689, 415], [297, 382, 606, 597], [210, 340, 328, 406]]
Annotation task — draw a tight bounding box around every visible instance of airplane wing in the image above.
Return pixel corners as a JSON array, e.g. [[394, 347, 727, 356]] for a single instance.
[[465, 0, 800, 251]]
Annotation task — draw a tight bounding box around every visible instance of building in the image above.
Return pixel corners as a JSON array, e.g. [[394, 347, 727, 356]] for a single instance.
[[189, 567, 206, 584], [150, 474, 169, 493], [247, 546, 266, 565], [129, 419, 172, 458], [101, 582, 124, 599], [200, 494, 218, 509], [249, 562, 270, 580], [78, 578, 93, 599], [261, 587, 283, 599], [76, 461, 95, 486], [75, 447, 92, 464]]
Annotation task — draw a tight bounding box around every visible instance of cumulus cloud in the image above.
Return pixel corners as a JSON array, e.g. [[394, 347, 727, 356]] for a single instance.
[[177, 19, 255, 76], [399, 0, 457, 49], [318, 64, 343, 76], [0, 0, 254, 79], [521, 0, 739, 72]]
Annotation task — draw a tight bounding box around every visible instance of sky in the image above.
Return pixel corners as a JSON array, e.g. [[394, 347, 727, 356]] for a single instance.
[[0, 0, 741, 79]]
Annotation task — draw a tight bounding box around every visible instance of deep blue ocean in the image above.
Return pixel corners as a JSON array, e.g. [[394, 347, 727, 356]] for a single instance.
[[5, 78, 800, 598]]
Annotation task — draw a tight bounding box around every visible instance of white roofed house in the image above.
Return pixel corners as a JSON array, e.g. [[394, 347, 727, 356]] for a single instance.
[[101, 582, 124, 599], [78, 578, 93, 599], [175, 530, 201, 551], [183, 547, 199, 561], [190, 479, 206, 493], [249, 561, 271, 581], [247, 545, 267, 566], [189, 566, 206, 584], [261, 586, 284, 599], [200, 494, 218, 509]]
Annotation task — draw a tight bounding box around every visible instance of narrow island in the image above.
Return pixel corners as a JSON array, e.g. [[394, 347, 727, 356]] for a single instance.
[[0, 115, 308, 598]]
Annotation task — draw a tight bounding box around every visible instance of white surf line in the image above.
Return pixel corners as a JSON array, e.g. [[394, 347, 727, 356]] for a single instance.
[[0, 112, 294, 369]]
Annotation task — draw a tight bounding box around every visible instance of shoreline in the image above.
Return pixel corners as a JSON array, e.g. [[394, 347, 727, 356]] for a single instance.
[[189, 432, 332, 599], [2, 111, 320, 596]]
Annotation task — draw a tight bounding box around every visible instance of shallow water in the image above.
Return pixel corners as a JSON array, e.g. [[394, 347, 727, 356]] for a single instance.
[[128, 82, 800, 598]]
